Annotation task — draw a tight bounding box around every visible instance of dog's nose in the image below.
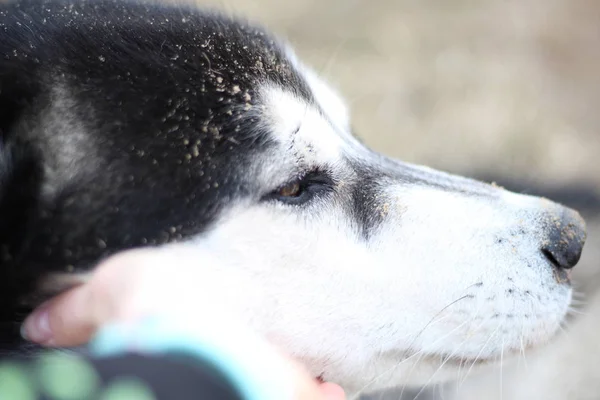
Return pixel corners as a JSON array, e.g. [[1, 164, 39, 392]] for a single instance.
[[541, 207, 586, 270]]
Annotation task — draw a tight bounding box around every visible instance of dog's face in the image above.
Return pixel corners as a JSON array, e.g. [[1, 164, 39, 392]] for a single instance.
[[195, 78, 586, 391], [0, 0, 586, 394]]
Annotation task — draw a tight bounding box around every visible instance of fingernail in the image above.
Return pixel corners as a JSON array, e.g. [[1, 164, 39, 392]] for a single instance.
[[21, 304, 53, 344]]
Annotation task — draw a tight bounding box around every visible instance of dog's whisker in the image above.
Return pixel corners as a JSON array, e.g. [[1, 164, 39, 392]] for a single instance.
[[567, 306, 587, 316], [407, 286, 482, 348], [456, 320, 497, 388], [458, 322, 503, 387], [376, 288, 483, 398], [411, 332, 474, 400], [395, 348, 429, 400], [571, 288, 586, 297], [393, 316, 477, 400], [457, 320, 492, 386], [453, 297, 487, 390], [558, 316, 575, 339], [354, 313, 473, 399], [518, 321, 529, 372], [568, 300, 588, 308], [499, 338, 505, 400]]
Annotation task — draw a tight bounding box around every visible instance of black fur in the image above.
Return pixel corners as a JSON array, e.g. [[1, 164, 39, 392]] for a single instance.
[[0, 0, 312, 351]]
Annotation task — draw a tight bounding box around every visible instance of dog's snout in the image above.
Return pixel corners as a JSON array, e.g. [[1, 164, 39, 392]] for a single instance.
[[541, 207, 586, 270]]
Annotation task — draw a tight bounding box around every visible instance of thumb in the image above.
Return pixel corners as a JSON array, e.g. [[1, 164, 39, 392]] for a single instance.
[[21, 282, 95, 346], [21, 249, 155, 347], [319, 382, 347, 400]]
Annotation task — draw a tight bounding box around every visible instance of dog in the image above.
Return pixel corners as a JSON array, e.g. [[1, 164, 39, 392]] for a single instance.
[[0, 0, 587, 395]]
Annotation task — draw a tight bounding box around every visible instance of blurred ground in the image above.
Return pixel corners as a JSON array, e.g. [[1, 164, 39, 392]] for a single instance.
[[189, 0, 600, 398]]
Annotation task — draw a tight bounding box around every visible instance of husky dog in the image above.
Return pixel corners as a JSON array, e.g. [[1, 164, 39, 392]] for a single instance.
[[0, 0, 586, 394]]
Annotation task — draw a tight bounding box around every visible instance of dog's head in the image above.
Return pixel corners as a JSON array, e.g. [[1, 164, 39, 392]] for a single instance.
[[0, 0, 586, 393]]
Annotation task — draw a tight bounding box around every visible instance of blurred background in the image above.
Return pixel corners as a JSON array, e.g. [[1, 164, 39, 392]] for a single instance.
[[190, 0, 600, 398], [1, 0, 597, 397]]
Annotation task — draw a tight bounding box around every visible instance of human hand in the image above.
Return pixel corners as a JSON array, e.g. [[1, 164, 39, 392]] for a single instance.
[[21, 248, 346, 400]]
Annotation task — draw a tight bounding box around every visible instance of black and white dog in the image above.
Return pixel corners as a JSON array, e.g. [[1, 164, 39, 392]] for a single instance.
[[0, 0, 587, 394]]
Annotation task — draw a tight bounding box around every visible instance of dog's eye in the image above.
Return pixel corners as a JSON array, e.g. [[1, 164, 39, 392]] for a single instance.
[[265, 170, 333, 206], [277, 181, 302, 198]]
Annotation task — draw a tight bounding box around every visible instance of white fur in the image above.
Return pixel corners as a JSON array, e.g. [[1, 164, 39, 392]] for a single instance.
[[183, 194, 571, 393]]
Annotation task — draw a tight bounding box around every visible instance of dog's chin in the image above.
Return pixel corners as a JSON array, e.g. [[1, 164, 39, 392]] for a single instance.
[[341, 324, 567, 396], [343, 354, 499, 395], [330, 356, 480, 396], [405, 326, 565, 383]]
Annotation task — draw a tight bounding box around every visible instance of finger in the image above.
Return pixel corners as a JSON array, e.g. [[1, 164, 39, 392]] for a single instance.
[[22, 249, 155, 347], [318, 382, 346, 400], [21, 284, 95, 346]]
